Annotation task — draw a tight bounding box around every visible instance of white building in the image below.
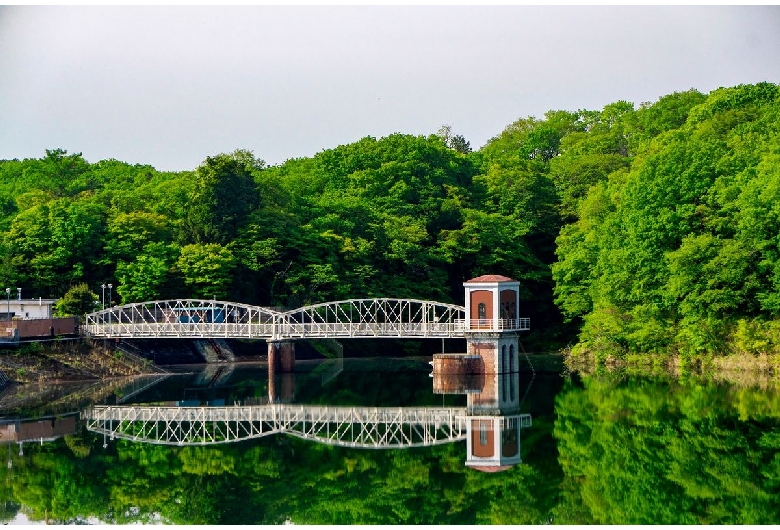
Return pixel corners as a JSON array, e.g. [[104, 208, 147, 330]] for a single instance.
[[1, 298, 58, 320]]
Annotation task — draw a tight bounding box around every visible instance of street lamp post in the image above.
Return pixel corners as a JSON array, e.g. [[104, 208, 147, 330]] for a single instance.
[[16, 288, 20, 301], [108, 284, 113, 332], [4, 288, 9, 322], [101, 284, 106, 311]]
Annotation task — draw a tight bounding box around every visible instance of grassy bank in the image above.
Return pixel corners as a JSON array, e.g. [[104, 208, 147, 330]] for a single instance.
[[564, 348, 780, 387], [0, 340, 159, 384]]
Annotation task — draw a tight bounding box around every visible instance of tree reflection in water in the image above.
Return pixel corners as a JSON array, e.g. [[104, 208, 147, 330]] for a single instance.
[[1, 360, 779, 524]]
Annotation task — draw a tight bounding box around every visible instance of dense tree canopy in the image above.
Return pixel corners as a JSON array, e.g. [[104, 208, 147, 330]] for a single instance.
[[552, 83, 780, 358], [1, 82, 778, 355]]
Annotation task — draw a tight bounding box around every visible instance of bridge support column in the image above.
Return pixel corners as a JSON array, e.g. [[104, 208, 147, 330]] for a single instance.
[[268, 364, 276, 403], [268, 372, 296, 403], [268, 341, 295, 403], [431, 354, 485, 395], [267, 341, 295, 372], [281, 373, 295, 402]]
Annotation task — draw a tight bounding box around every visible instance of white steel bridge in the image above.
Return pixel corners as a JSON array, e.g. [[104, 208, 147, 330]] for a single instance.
[[83, 404, 482, 448], [83, 298, 530, 341]]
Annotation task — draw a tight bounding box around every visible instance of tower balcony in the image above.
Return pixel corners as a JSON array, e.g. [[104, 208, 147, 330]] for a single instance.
[[457, 318, 530, 332]]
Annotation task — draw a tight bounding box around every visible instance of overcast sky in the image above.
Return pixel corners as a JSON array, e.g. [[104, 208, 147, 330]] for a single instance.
[[1, 5, 779, 172]]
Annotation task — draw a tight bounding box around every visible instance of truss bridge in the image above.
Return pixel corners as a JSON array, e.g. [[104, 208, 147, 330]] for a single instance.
[[83, 404, 476, 448], [83, 298, 530, 341]]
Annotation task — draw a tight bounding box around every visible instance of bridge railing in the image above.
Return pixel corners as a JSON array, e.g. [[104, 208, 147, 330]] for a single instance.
[[83, 321, 280, 339], [456, 318, 531, 332], [279, 321, 463, 339]]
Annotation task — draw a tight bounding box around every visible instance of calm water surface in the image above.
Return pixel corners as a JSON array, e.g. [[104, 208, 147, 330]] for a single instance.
[[1, 355, 779, 524]]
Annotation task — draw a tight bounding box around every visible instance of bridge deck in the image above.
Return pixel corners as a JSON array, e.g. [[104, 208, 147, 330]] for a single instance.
[[83, 298, 530, 340]]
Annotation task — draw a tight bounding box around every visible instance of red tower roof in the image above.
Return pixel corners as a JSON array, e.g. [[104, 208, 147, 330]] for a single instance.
[[465, 274, 516, 283]]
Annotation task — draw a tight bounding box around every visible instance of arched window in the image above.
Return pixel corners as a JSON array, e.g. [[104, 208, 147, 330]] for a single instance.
[[479, 422, 489, 446], [502, 345, 508, 402], [510, 345, 516, 401], [509, 345, 515, 372]]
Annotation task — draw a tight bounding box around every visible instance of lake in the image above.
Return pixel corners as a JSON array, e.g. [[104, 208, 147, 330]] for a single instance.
[[1, 354, 779, 524]]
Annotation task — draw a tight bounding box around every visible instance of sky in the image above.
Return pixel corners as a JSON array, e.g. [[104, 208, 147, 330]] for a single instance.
[[1, 5, 779, 172]]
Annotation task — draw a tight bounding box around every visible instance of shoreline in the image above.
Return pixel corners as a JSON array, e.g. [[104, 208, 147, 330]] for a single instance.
[[3, 339, 780, 387], [564, 350, 780, 387], [0, 340, 159, 385]]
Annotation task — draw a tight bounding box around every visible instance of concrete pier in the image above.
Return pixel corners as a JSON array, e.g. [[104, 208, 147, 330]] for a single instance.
[[267, 341, 295, 372]]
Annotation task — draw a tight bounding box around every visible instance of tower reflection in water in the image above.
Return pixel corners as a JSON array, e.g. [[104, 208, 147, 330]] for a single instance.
[[431, 347, 531, 472]]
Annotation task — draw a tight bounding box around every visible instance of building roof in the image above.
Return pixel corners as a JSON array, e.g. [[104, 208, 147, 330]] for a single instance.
[[6, 299, 58, 305], [465, 274, 517, 283]]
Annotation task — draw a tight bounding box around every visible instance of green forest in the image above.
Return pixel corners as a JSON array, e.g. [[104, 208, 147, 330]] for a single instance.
[[1, 82, 779, 359]]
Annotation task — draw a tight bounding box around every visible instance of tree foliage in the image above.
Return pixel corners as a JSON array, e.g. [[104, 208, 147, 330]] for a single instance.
[[53, 283, 98, 317], [551, 83, 780, 357], [0, 83, 778, 355]]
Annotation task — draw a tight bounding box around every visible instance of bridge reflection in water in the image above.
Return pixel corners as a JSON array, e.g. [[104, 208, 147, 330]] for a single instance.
[[84, 404, 473, 448], [83, 361, 532, 472]]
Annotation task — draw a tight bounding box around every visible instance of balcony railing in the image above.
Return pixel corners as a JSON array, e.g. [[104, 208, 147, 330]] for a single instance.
[[456, 318, 530, 332]]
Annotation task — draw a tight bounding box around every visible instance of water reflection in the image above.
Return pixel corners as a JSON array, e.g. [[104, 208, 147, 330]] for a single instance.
[[0, 375, 172, 456], [0, 357, 533, 466], [551, 374, 780, 525], [2, 360, 778, 525], [431, 354, 532, 472], [0, 414, 79, 457], [82, 358, 532, 468], [0, 356, 540, 525], [0, 373, 171, 417]]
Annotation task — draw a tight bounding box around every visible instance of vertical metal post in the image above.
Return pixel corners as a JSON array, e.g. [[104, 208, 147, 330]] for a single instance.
[[108, 284, 113, 333]]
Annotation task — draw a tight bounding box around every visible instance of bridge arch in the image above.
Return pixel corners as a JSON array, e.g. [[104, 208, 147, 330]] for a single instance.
[[83, 299, 284, 339], [279, 298, 466, 339], [84, 298, 472, 340]]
